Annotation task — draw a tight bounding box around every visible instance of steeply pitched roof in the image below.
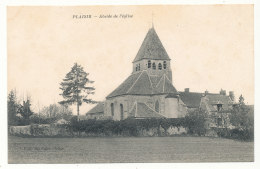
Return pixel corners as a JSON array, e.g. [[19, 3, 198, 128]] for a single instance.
[[106, 71, 178, 98], [179, 92, 203, 108], [130, 102, 165, 118], [86, 102, 104, 115], [133, 27, 170, 62]]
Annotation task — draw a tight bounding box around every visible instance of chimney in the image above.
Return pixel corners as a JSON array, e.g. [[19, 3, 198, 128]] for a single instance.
[[220, 89, 226, 95], [184, 88, 189, 93], [229, 91, 235, 101], [205, 90, 209, 95]]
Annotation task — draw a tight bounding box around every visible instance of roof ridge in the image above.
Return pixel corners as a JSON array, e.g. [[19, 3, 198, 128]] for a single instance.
[[156, 75, 164, 88], [146, 72, 155, 94], [138, 102, 166, 118], [163, 74, 166, 93], [126, 71, 144, 94]]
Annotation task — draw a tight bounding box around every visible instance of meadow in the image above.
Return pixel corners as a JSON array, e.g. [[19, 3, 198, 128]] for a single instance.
[[8, 136, 253, 163]]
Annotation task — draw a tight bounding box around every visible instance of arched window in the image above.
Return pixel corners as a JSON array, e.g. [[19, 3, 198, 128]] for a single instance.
[[163, 61, 167, 69], [158, 63, 162, 70], [148, 60, 151, 68], [111, 103, 114, 116], [120, 104, 124, 120], [155, 100, 159, 113], [152, 63, 156, 70]]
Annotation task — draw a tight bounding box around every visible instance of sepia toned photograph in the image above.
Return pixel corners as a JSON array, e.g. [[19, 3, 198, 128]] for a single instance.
[[7, 5, 254, 163]]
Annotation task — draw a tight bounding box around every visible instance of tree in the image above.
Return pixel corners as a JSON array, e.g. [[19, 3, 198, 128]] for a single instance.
[[230, 95, 251, 130], [17, 99, 34, 125], [185, 108, 207, 136], [39, 103, 73, 120], [8, 90, 19, 125], [59, 63, 96, 120]]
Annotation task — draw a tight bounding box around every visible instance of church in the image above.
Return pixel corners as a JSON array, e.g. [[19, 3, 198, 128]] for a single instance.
[[86, 27, 188, 120]]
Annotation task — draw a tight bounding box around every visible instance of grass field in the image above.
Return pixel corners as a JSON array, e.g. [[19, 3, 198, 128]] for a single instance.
[[8, 136, 254, 163]]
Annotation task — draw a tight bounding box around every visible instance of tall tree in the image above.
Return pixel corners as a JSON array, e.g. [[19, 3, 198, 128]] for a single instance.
[[230, 95, 251, 130], [8, 90, 18, 125], [59, 63, 96, 120], [17, 99, 34, 125]]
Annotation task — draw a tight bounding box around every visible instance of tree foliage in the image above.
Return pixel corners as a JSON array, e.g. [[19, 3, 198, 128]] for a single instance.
[[185, 108, 207, 136], [230, 95, 253, 130], [8, 90, 19, 125], [17, 99, 34, 125], [38, 104, 73, 120], [59, 63, 96, 119]]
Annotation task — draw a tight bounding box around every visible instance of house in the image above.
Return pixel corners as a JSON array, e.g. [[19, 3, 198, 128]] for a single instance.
[[200, 92, 234, 129], [180, 88, 235, 129], [86, 27, 188, 120]]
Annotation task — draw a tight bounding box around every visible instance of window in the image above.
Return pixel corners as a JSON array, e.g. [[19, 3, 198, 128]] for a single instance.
[[217, 118, 222, 126], [135, 65, 138, 71], [155, 100, 159, 112], [158, 63, 162, 70], [163, 61, 167, 69], [217, 104, 222, 112], [111, 103, 114, 116], [138, 64, 140, 71], [148, 60, 151, 68], [152, 63, 156, 70], [120, 104, 124, 120]]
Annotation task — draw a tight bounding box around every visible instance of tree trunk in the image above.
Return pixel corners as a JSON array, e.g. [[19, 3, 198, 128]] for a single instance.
[[77, 101, 79, 121]]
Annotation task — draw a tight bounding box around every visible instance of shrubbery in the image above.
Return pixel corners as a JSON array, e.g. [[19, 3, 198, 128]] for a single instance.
[[66, 117, 188, 136]]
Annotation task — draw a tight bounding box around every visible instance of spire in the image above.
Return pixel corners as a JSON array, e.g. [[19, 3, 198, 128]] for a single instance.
[[133, 27, 171, 62], [152, 12, 154, 28]]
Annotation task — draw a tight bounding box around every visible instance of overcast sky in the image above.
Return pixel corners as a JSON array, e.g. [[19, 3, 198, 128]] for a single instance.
[[7, 5, 254, 114]]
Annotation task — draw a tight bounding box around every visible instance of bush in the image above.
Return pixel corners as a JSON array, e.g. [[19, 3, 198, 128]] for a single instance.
[[64, 118, 188, 137]]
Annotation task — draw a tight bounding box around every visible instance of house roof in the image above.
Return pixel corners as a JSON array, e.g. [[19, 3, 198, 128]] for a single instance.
[[86, 102, 104, 115], [179, 92, 203, 108], [130, 102, 165, 118], [106, 71, 178, 98], [133, 27, 170, 62], [202, 94, 232, 112]]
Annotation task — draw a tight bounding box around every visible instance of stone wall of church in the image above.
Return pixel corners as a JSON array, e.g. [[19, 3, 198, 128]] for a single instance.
[[105, 94, 185, 120], [104, 95, 129, 121], [132, 59, 172, 81], [164, 98, 188, 118], [126, 95, 166, 116]]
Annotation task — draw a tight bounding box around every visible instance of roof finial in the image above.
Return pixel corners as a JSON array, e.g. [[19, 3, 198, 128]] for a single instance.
[[152, 12, 154, 28]]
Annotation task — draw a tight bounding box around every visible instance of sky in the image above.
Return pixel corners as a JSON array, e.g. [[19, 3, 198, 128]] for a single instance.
[[7, 5, 254, 115]]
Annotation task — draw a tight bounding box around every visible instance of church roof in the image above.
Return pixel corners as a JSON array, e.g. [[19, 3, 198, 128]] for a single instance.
[[130, 102, 165, 118], [133, 27, 171, 62], [86, 102, 104, 115], [106, 71, 178, 98]]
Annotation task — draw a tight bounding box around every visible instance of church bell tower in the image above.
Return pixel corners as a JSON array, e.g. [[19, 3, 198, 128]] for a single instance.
[[132, 27, 173, 82]]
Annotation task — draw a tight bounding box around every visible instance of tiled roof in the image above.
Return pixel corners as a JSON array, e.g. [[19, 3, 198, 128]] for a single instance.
[[204, 94, 232, 112], [130, 102, 165, 118], [133, 27, 170, 62], [86, 102, 104, 115], [179, 92, 203, 108], [106, 71, 178, 98]]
